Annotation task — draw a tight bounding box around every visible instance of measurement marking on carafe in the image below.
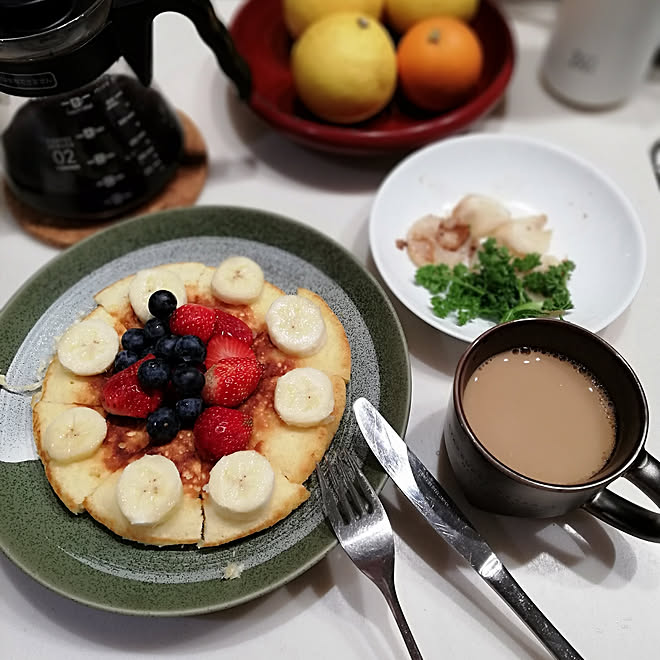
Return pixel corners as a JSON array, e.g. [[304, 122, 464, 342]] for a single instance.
[[105, 192, 133, 207], [61, 93, 92, 114], [87, 152, 116, 167], [49, 141, 80, 171], [105, 91, 125, 111], [118, 111, 136, 127], [137, 145, 155, 161], [129, 131, 147, 147], [143, 161, 164, 176], [95, 173, 126, 189], [76, 126, 106, 140]]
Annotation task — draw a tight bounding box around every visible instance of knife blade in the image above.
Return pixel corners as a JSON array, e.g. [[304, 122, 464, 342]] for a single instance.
[[353, 397, 583, 660]]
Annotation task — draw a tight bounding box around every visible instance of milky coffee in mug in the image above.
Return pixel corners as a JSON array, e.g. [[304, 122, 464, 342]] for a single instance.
[[444, 318, 660, 542], [462, 347, 616, 485]]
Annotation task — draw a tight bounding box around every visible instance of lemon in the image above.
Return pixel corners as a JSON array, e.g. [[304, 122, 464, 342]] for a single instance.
[[291, 13, 397, 124], [385, 0, 480, 34], [283, 0, 385, 38]]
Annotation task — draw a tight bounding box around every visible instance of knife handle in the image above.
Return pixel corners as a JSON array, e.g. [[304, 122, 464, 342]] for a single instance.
[[488, 566, 583, 660]]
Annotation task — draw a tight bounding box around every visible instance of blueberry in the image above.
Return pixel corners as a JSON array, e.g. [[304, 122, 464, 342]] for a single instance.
[[175, 397, 203, 426], [114, 349, 138, 372], [122, 327, 149, 354], [146, 407, 180, 444], [137, 358, 170, 389], [171, 364, 205, 395], [174, 334, 206, 363], [144, 317, 168, 344], [154, 334, 178, 360], [148, 290, 177, 321], [172, 360, 206, 373]]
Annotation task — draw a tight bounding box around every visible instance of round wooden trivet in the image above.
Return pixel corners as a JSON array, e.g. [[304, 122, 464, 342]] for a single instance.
[[6, 110, 208, 248]]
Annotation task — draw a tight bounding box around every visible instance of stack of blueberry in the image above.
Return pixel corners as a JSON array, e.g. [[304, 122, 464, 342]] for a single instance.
[[114, 290, 206, 443]]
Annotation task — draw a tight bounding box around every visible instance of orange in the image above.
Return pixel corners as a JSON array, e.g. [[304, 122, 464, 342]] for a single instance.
[[396, 16, 484, 112]]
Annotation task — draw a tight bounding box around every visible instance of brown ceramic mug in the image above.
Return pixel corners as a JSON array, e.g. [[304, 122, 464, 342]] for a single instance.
[[444, 318, 660, 541]]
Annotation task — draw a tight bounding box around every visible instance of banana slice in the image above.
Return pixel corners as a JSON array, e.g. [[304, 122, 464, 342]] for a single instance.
[[274, 367, 335, 427], [128, 268, 187, 323], [116, 454, 183, 526], [211, 256, 264, 304], [266, 294, 327, 357], [57, 318, 120, 376], [43, 406, 107, 463], [207, 450, 275, 517]]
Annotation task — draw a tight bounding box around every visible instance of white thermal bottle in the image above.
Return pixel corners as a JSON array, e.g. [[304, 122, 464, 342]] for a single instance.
[[541, 0, 660, 108]]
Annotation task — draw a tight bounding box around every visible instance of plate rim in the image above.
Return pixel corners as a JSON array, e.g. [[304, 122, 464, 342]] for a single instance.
[[369, 132, 648, 342], [0, 205, 412, 615]]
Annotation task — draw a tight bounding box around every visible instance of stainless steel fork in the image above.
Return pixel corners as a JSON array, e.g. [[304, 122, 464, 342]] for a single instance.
[[315, 454, 424, 660]]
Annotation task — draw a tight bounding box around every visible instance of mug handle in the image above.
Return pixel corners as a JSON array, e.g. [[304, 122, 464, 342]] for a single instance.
[[583, 450, 660, 541]]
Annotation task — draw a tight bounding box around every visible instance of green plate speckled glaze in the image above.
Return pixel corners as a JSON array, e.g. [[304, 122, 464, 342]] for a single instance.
[[0, 206, 410, 616]]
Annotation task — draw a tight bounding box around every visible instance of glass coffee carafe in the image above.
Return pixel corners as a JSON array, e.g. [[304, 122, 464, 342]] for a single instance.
[[0, 0, 250, 220]]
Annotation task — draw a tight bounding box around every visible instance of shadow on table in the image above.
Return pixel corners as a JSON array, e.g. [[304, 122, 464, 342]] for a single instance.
[[1, 540, 338, 654]]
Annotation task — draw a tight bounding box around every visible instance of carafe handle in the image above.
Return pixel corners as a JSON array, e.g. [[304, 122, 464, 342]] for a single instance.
[[111, 0, 251, 100]]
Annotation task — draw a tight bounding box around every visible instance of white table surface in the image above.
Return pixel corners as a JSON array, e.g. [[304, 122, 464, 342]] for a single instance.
[[2, 2, 660, 658]]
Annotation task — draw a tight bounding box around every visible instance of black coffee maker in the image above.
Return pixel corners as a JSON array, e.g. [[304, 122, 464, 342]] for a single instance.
[[0, 0, 251, 220]]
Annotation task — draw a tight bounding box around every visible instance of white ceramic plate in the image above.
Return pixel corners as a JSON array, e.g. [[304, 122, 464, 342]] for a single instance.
[[369, 134, 647, 342]]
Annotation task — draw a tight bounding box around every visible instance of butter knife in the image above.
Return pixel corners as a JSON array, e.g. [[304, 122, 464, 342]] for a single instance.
[[353, 397, 583, 660]]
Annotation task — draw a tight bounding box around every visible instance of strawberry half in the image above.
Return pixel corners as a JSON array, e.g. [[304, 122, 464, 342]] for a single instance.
[[205, 334, 255, 369], [194, 406, 252, 461], [214, 309, 253, 345], [202, 357, 263, 407], [169, 303, 216, 343], [102, 354, 164, 417]]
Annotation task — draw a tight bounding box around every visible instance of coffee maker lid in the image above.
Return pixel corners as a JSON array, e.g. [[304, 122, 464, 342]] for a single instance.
[[0, 0, 117, 95], [0, 0, 95, 38]]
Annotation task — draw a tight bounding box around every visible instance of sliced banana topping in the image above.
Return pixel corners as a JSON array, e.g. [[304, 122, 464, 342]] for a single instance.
[[274, 367, 335, 427], [211, 256, 265, 304], [266, 294, 327, 357], [116, 454, 183, 526], [207, 450, 275, 517], [43, 406, 107, 463], [57, 318, 119, 376], [128, 268, 187, 323]]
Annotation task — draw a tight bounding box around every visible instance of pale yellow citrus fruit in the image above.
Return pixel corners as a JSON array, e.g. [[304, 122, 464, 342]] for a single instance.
[[385, 0, 480, 34], [291, 13, 397, 124], [283, 0, 385, 38]]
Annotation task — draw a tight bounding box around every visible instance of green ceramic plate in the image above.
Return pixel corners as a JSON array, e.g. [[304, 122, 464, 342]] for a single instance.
[[0, 206, 410, 615]]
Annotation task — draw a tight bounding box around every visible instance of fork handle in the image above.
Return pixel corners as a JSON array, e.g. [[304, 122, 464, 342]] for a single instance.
[[377, 579, 424, 660]]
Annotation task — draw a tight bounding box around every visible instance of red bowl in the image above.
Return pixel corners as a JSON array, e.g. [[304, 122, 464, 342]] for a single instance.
[[229, 0, 515, 156]]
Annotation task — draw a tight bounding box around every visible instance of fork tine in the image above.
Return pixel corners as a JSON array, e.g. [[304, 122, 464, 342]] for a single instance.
[[315, 463, 345, 529], [333, 454, 370, 517], [327, 462, 357, 523], [345, 452, 378, 514]]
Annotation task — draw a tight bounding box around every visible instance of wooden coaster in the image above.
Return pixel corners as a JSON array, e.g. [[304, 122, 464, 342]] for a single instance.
[[6, 110, 208, 248]]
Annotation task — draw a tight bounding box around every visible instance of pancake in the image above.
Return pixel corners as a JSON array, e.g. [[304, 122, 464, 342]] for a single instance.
[[245, 374, 347, 484], [94, 262, 209, 329], [200, 466, 309, 548], [32, 401, 149, 513], [40, 307, 127, 405], [85, 467, 204, 546], [33, 259, 351, 548], [84, 429, 205, 546], [292, 289, 351, 382]]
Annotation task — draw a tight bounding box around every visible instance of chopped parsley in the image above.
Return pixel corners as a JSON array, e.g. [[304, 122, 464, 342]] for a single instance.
[[415, 238, 575, 326]]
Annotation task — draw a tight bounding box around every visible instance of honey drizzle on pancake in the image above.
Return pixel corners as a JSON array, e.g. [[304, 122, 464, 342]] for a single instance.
[[102, 416, 150, 472]]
